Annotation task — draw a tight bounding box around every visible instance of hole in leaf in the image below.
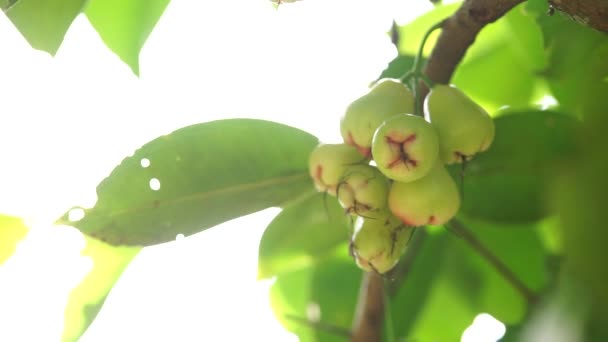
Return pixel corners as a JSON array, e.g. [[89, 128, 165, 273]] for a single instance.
[[68, 208, 85, 222], [306, 302, 321, 323], [141, 158, 151, 168], [176, 233, 185, 240], [149, 178, 161, 191]]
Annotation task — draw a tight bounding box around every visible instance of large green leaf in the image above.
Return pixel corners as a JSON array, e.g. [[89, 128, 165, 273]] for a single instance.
[[450, 110, 578, 223], [57, 119, 318, 246], [536, 12, 608, 118], [0, 214, 28, 265], [258, 192, 350, 279], [85, 0, 170, 75], [3, 0, 86, 54], [62, 236, 139, 342], [269, 247, 359, 342]]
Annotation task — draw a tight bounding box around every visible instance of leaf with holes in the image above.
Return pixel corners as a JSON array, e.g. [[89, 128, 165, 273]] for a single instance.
[[85, 0, 170, 75], [3, 0, 86, 54], [57, 119, 318, 246], [258, 193, 350, 279], [62, 236, 139, 342], [449, 110, 578, 223], [0, 214, 28, 265]]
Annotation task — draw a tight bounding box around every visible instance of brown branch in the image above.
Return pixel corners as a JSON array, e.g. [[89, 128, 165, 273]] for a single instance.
[[550, 0, 608, 33], [422, 0, 525, 96], [448, 219, 538, 304], [351, 272, 384, 342]]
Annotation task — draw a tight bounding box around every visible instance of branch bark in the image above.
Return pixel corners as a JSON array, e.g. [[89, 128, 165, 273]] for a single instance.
[[550, 0, 608, 33], [351, 272, 384, 342]]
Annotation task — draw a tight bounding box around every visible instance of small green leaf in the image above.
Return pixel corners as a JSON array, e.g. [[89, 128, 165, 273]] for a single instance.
[[0, 214, 28, 265], [377, 54, 416, 81], [258, 193, 350, 279], [57, 119, 318, 246], [451, 110, 579, 223], [62, 236, 139, 342], [3, 0, 86, 54], [85, 0, 170, 75]]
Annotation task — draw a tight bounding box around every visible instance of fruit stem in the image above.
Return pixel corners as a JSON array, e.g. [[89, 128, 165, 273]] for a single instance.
[[412, 20, 445, 116], [447, 219, 539, 304]]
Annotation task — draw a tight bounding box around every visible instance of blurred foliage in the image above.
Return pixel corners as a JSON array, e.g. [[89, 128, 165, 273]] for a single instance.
[[0, 214, 28, 265], [62, 237, 139, 342]]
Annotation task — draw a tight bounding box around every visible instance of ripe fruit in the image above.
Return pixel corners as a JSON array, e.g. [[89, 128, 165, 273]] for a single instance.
[[424, 84, 495, 164], [350, 213, 413, 274], [371, 114, 440, 182], [388, 163, 460, 226], [336, 165, 390, 216], [340, 79, 415, 157], [308, 143, 364, 195]]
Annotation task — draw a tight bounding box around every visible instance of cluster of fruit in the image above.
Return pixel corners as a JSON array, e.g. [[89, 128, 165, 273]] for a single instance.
[[308, 78, 494, 274]]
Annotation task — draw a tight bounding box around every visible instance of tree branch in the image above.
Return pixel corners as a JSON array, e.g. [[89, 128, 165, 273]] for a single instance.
[[550, 0, 608, 33], [351, 272, 384, 342], [422, 0, 524, 95], [448, 219, 538, 304]]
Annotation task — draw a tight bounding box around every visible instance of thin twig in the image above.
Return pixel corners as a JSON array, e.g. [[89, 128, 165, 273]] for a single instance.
[[284, 314, 352, 338], [447, 219, 538, 304]]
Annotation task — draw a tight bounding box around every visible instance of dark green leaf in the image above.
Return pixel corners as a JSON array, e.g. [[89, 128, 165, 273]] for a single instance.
[[450, 110, 579, 223], [85, 0, 170, 75], [62, 236, 139, 342], [0, 213, 28, 265], [4, 0, 86, 54], [57, 119, 318, 246], [258, 192, 350, 279], [395, 221, 548, 340]]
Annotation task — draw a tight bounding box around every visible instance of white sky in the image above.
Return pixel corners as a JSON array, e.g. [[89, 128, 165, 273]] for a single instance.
[[0, 0, 502, 341]]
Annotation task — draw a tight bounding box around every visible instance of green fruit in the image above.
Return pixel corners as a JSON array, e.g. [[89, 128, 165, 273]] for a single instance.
[[424, 84, 495, 164], [351, 212, 414, 274], [371, 114, 440, 182], [340, 79, 415, 157], [336, 165, 390, 216], [388, 163, 460, 226], [308, 143, 363, 196]]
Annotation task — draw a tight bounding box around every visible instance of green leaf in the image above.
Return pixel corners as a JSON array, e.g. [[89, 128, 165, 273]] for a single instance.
[[62, 236, 139, 342], [377, 54, 416, 81], [3, 0, 86, 54], [536, 13, 608, 118], [0, 214, 28, 265], [269, 247, 360, 342], [450, 110, 579, 223], [85, 0, 170, 75], [57, 119, 318, 246], [258, 192, 350, 279]]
